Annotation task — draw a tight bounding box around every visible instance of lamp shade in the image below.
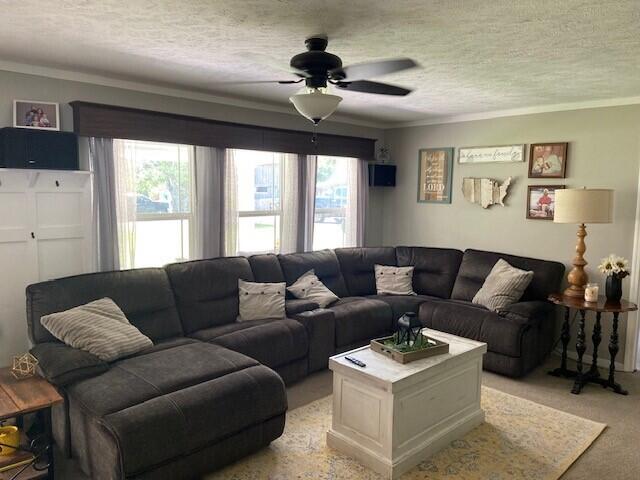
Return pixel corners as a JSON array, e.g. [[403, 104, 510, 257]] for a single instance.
[[554, 188, 613, 224], [289, 89, 342, 125]]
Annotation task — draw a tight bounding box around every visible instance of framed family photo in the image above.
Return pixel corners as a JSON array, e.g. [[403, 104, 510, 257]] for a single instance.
[[418, 148, 454, 204], [528, 142, 568, 178], [526, 185, 565, 220], [13, 100, 60, 130]]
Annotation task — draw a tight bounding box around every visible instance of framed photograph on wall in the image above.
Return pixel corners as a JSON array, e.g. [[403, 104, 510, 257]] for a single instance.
[[418, 148, 454, 204], [528, 142, 568, 178], [526, 185, 565, 220], [13, 100, 60, 130]]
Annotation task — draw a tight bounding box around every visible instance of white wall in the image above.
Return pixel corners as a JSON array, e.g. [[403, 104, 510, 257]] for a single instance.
[[383, 105, 640, 363]]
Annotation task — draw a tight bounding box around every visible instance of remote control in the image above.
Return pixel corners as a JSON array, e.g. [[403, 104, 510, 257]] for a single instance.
[[345, 356, 366, 367]]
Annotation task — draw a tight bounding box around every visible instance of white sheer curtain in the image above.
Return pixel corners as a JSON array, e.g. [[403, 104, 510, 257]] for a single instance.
[[224, 149, 239, 256], [87, 137, 120, 271], [356, 158, 369, 246], [194, 146, 225, 259], [279, 153, 300, 254], [113, 139, 138, 269], [300, 155, 317, 252], [344, 157, 369, 247]]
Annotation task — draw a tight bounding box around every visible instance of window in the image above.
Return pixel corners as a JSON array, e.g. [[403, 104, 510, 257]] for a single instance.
[[233, 149, 283, 255], [313, 155, 358, 250], [118, 140, 194, 268]]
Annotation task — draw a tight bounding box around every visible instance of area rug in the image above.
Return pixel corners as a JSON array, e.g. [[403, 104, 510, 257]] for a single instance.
[[206, 387, 605, 480]]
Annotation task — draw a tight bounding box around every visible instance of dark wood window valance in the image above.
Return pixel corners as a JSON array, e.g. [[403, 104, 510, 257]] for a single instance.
[[70, 101, 375, 158]]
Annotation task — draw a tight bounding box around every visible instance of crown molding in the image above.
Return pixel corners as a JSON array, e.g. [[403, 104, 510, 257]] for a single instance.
[[384, 95, 640, 129], [0, 60, 387, 130]]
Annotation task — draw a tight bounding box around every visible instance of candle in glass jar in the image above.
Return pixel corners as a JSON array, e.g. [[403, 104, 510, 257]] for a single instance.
[[584, 283, 599, 302]]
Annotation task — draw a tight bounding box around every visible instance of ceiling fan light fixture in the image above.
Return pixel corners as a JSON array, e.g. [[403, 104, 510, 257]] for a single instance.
[[289, 87, 342, 125]]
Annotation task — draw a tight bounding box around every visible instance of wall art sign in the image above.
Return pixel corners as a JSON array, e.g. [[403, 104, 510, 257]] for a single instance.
[[526, 185, 566, 220], [462, 176, 512, 208], [418, 148, 454, 204], [458, 144, 524, 164], [13, 100, 60, 130], [528, 142, 568, 178]]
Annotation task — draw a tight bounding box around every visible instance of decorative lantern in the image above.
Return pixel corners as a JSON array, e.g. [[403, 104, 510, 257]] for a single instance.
[[396, 312, 423, 347]]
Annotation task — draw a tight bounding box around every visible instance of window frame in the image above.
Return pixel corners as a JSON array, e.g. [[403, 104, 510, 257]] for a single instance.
[[312, 155, 355, 250], [127, 140, 196, 266], [234, 152, 286, 256]]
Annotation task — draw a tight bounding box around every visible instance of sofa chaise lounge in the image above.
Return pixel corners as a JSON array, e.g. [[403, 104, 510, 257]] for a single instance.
[[27, 246, 564, 479]]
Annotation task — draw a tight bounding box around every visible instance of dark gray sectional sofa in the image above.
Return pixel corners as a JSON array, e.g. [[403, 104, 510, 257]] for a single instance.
[[26, 246, 564, 479]]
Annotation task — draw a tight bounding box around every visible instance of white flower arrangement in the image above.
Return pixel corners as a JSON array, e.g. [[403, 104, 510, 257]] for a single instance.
[[598, 254, 630, 278]]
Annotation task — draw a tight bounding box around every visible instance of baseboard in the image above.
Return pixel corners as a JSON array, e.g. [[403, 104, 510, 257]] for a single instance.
[[552, 348, 626, 372]]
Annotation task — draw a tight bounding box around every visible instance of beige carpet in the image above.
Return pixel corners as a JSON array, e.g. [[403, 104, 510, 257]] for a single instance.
[[206, 386, 605, 480]]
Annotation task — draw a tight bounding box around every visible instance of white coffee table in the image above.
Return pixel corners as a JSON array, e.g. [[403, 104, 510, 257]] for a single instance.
[[327, 329, 487, 479]]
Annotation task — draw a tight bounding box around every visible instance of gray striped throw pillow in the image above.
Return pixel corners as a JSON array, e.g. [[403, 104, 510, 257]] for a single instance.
[[472, 259, 534, 312], [40, 297, 153, 362]]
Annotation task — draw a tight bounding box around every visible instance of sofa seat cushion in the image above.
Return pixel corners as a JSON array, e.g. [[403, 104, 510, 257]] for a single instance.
[[366, 294, 439, 321], [418, 300, 532, 357], [66, 342, 286, 476], [328, 297, 393, 347], [189, 319, 308, 368]]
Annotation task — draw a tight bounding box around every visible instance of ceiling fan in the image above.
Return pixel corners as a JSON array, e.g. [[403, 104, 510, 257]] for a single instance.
[[227, 35, 418, 124]]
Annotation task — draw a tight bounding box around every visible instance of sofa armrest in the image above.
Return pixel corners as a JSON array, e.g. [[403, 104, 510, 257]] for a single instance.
[[291, 309, 335, 373], [286, 299, 320, 315], [31, 342, 109, 387], [499, 301, 555, 326]]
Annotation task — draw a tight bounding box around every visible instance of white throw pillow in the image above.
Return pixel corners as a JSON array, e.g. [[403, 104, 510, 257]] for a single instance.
[[40, 298, 153, 362], [287, 270, 339, 308], [472, 259, 534, 312], [375, 264, 416, 295], [238, 279, 286, 321]]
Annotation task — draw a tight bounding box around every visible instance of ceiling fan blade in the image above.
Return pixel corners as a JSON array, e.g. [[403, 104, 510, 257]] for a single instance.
[[334, 80, 412, 96], [210, 79, 304, 85], [330, 58, 417, 81]]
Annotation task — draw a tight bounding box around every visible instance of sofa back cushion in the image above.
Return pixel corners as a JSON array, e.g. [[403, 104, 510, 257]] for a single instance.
[[26, 268, 182, 344], [248, 254, 286, 283], [165, 257, 254, 333], [451, 249, 565, 302], [277, 249, 349, 297], [334, 247, 397, 296], [396, 246, 463, 298]]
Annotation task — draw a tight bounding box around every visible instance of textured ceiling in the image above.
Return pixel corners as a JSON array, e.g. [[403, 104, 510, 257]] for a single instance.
[[0, 0, 639, 125]]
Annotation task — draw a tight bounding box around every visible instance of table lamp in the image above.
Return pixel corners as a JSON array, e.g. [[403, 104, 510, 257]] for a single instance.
[[554, 188, 614, 298]]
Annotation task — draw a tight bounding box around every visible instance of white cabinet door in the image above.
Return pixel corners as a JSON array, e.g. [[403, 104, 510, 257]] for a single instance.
[[0, 169, 92, 366], [0, 171, 39, 365], [32, 172, 92, 281]]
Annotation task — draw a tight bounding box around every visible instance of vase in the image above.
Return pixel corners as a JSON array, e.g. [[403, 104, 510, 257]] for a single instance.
[[605, 275, 623, 303]]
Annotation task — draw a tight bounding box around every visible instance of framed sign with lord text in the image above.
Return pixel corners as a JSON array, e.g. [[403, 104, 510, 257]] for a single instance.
[[418, 148, 454, 204]]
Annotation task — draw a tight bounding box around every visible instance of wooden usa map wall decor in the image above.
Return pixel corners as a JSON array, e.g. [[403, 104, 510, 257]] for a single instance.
[[462, 177, 512, 208]]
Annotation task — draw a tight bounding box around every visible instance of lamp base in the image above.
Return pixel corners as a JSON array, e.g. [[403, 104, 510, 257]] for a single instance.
[[564, 223, 589, 299], [563, 284, 586, 298]]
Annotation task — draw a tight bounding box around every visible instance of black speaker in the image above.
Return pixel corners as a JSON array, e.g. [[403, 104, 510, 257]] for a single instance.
[[0, 127, 79, 170], [368, 164, 396, 187]]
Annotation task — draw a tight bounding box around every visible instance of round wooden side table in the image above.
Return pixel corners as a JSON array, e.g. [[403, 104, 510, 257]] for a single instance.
[[548, 293, 637, 395]]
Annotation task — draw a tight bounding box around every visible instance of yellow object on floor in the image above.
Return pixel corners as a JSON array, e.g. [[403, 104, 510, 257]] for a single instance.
[[207, 386, 606, 480], [0, 426, 19, 456]]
